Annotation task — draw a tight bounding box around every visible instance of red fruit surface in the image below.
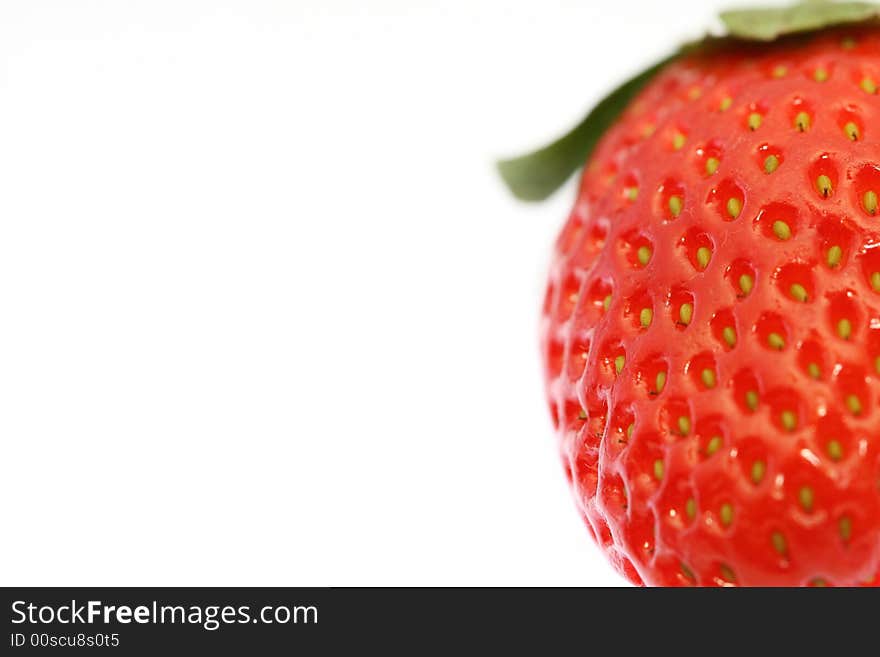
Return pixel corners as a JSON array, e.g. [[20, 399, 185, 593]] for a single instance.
[[543, 28, 880, 586]]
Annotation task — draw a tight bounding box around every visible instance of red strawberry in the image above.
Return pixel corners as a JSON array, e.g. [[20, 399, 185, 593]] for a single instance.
[[506, 5, 880, 586]]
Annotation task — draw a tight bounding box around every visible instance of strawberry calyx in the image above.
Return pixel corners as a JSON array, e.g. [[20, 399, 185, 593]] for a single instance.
[[497, 0, 880, 201], [722, 0, 880, 41]]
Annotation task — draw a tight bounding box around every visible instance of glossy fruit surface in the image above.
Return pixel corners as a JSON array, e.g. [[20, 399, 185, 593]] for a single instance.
[[543, 28, 880, 586]]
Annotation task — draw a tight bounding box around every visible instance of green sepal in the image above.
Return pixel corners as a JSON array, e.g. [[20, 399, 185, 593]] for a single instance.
[[498, 1, 880, 202], [721, 1, 880, 41], [496, 56, 674, 202]]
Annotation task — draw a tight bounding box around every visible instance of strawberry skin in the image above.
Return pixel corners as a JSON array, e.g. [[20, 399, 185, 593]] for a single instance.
[[544, 28, 880, 586]]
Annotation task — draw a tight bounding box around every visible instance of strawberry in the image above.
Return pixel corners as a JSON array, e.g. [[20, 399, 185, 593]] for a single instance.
[[502, 2, 880, 585]]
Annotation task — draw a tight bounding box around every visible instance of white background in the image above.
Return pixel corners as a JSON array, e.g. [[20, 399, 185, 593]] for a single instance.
[[0, 0, 738, 585]]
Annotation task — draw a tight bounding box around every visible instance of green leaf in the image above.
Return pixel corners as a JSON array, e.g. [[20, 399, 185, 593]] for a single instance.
[[497, 2, 880, 203], [496, 56, 675, 201], [721, 0, 880, 41]]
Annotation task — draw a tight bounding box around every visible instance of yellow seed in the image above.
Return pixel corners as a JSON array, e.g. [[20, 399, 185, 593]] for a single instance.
[[871, 272, 880, 291], [837, 318, 852, 340], [771, 531, 787, 555], [672, 132, 686, 150], [816, 174, 832, 197], [720, 503, 734, 527], [876, 355, 880, 374], [706, 435, 722, 456], [726, 197, 742, 218], [678, 416, 691, 435], [751, 460, 766, 484], [772, 65, 788, 78], [668, 195, 683, 218], [722, 326, 736, 347], [603, 294, 612, 311], [637, 245, 652, 266], [764, 154, 779, 173], [625, 186, 639, 201], [720, 96, 732, 111], [679, 302, 693, 325], [844, 121, 860, 141], [642, 124, 656, 139], [688, 87, 702, 100], [780, 410, 797, 431], [827, 439, 843, 461], [696, 246, 712, 270], [578, 408, 588, 420], [705, 157, 720, 175], [653, 459, 665, 480], [799, 486, 814, 512], [772, 220, 792, 240], [811, 578, 827, 587], [745, 390, 759, 411], [748, 112, 762, 130], [790, 283, 808, 302], [719, 564, 737, 583], [842, 36, 857, 50], [861, 77, 877, 94], [680, 562, 696, 582], [863, 190, 878, 215], [701, 368, 716, 388], [827, 245, 842, 268], [807, 362, 821, 379], [656, 371, 667, 393], [839, 516, 852, 541], [846, 394, 862, 415], [794, 111, 811, 131], [685, 497, 696, 519], [614, 354, 625, 374], [814, 68, 829, 82], [640, 307, 653, 327], [626, 423, 634, 439], [768, 332, 786, 350]]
